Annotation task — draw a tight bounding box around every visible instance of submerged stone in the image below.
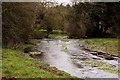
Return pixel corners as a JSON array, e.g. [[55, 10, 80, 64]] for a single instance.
[[105, 55, 115, 60], [29, 51, 43, 58]]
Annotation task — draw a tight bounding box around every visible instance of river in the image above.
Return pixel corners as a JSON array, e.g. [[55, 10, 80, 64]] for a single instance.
[[36, 36, 118, 78]]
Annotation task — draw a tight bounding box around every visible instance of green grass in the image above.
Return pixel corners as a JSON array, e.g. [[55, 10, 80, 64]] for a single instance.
[[49, 33, 66, 37], [81, 38, 119, 74], [80, 38, 118, 55], [50, 30, 67, 37], [34, 29, 67, 38], [85, 61, 115, 68], [52, 30, 62, 34], [33, 30, 46, 39], [38, 29, 63, 34], [39, 29, 47, 32], [84, 61, 118, 75], [2, 49, 72, 78], [100, 68, 119, 75]]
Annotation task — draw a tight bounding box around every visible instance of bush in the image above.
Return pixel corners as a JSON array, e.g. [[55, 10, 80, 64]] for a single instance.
[[2, 2, 38, 48], [33, 30, 46, 39]]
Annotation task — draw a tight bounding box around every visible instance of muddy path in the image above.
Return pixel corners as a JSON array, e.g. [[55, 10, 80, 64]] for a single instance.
[[36, 37, 118, 78]]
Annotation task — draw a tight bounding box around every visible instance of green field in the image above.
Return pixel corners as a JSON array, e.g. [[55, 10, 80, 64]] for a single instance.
[[2, 49, 72, 78], [81, 38, 118, 56]]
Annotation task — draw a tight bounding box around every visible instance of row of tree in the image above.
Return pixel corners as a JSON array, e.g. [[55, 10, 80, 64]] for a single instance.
[[2, 2, 120, 47], [68, 2, 120, 38], [35, 2, 120, 38]]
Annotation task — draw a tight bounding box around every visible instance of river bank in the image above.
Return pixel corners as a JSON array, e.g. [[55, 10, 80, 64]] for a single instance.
[[35, 37, 118, 78], [80, 38, 118, 57], [2, 35, 119, 79], [2, 39, 73, 78]]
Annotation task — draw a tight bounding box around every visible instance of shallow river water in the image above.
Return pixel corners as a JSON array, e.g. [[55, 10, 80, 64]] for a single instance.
[[36, 37, 118, 78]]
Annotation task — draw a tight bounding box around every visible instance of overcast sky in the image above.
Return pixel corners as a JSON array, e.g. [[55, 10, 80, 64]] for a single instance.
[[1, 0, 119, 2], [55, 0, 71, 4]]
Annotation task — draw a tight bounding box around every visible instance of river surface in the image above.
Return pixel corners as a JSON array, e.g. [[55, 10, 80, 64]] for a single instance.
[[36, 37, 118, 78]]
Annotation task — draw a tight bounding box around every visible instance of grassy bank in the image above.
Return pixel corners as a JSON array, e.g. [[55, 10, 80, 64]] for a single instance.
[[2, 48, 73, 78], [33, 29, 67, 39], [2, 39, 73, 78], [84, 61, 119, 75], [80, 38, 118, 56]]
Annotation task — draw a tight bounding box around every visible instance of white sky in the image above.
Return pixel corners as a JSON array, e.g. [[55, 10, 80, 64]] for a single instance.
[[55, 0, 71, 4], [40, 0, 71, 4], [54, 0, 120, 3], [1, 0, 119, 2], [40, 0, 71, 5]]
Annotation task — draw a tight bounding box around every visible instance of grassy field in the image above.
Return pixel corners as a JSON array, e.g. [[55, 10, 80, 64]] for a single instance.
[[2, 48, 73, 78], [80, 38, 118, 56], [2, 39, 73, 78]]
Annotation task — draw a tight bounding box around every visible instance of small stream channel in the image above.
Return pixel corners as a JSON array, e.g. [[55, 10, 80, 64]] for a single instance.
[[36, 36, 118, 78]]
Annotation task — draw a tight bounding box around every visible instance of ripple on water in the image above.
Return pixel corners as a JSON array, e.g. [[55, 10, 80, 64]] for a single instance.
[[37, 38, 118, 78]]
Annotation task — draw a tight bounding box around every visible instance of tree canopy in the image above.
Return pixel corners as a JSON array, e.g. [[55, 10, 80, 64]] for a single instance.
[[2, 2, 120, 47]]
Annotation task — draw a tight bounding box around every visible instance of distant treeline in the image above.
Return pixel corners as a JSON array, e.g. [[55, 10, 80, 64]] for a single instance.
[[2, 2, 120, 47]]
